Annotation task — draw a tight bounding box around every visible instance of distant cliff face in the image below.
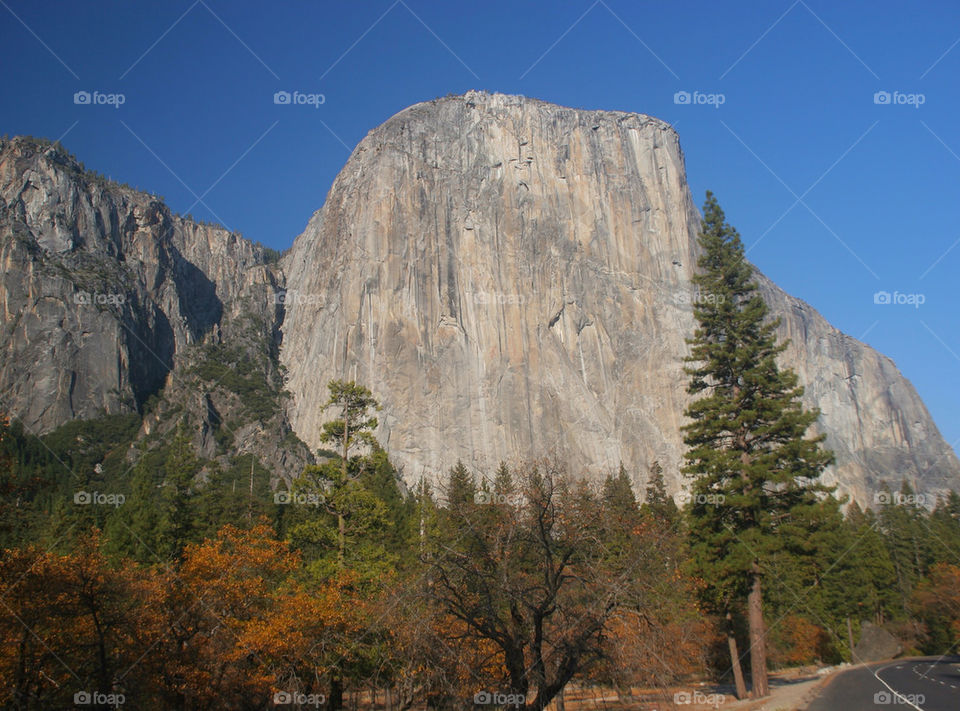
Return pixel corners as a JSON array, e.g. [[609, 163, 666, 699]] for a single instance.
[[0, 136, 311, 482], [281, 91, 960, 503]]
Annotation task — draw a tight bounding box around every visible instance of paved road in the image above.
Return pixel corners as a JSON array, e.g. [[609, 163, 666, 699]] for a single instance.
[[808, 656, 960, 711]]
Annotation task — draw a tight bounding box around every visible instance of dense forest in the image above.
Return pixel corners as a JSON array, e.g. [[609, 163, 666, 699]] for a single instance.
[[2, 196, 959, 710], [2, 405, 959, 710]]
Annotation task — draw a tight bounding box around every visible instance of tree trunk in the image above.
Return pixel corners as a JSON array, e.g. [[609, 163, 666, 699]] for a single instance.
[[339, 412, 349, 570], [847, 616, 855, 660], [726, 612, 748, 700], [748, 565, 769, 698], [330, 676, 344, 711]]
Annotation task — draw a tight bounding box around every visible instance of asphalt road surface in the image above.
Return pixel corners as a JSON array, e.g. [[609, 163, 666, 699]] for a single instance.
[[808, 656, 960, 711]]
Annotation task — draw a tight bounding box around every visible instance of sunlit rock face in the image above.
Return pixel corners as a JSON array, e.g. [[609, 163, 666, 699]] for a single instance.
[[2, 95, 954, 506], [280, 92, 960, 504]]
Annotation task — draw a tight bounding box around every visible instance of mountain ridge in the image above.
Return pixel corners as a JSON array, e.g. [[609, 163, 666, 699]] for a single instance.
[[1, 93, 957, 506]]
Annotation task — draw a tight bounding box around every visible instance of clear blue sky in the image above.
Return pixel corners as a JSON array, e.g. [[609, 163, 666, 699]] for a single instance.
[[1, 1, 958, 452]]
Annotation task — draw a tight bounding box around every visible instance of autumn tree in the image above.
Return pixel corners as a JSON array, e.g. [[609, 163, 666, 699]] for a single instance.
[[136, 522, 352, 709], [0, 533, 142, 709], [424, 460, 682, 710], [912, 563, 960, 653]]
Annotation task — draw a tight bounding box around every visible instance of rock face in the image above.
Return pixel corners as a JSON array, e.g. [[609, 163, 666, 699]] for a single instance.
[[2, 94, 957, 505], [0, 136, 259, 426], [281, 91, 960, 503], [0, 136, 311, 482]]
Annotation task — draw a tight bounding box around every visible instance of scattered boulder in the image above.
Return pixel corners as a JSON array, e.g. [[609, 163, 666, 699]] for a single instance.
[[853, 622, 902, 662]]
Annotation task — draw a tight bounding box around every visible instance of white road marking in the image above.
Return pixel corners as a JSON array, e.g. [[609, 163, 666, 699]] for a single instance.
[[874, 662, 927, 711]]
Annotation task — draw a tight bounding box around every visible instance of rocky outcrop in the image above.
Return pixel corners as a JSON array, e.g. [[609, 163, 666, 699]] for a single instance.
[[280, 91, 960, 504], [0, 136, 310, 482]]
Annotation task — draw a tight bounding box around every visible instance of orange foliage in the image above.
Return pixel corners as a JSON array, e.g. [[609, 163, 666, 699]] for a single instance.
[[770, 614, 829, 667], [138, 523, 356, 707], [0, 523, 367, 708], [0, 533, 140, 708], [912, 563, 960, 641]]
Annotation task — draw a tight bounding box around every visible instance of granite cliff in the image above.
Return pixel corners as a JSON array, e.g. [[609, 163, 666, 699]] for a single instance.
[[280, 92, 959, 503], [1, 92, 956, 505], [0, 135, 311, 483]]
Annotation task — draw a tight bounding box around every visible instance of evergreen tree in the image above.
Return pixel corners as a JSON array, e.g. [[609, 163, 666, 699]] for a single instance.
[[641, 460, 679, 527], [285, 460, 394, 584], [319, 380, 380, 480], [682, 192, 834, 698], [603, 463, 637, 513], [193, 454, 275, 538], [157, 422, 200, 559], [601, 463, 642, 561], [492, 461, 515, 500], [444, 459, 475, 510], [835, 502, 897, 630], [318, 380, 381, 568], [928, 491, 960, 568], [878, 480, 930, 615], [103, 442, 164, 563]]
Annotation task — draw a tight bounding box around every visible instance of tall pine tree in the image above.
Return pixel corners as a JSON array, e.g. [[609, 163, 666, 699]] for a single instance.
[[318, 380, 381, 570], [682, 192, 834, 698], [157, 422, 200, 560]]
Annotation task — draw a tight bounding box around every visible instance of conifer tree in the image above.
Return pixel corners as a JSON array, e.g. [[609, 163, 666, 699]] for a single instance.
[[318, 380, 381, 568], [103, 442, 163, 563], [878, 480, 930, 614], [641, 460, 679, 527], [493, 461, 514, 500], [444, 459, 475, 510], [682, 192, 834, 698], [602, 463, 637, 514], [157, 422, 201, 559]]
